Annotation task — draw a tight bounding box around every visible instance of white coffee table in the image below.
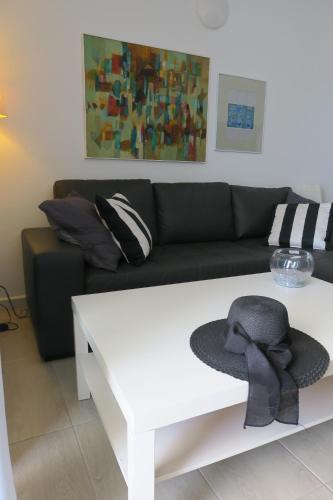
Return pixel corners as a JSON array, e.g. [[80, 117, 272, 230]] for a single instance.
[[73, 273, 333, 500]]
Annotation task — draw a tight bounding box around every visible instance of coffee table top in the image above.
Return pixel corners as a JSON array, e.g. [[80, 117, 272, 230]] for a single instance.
[[72, 273, 333, 432]]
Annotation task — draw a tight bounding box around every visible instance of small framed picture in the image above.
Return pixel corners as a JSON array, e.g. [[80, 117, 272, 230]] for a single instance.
[[216, 74, 266, 153]]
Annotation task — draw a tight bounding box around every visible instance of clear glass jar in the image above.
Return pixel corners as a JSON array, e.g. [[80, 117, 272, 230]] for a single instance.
[[270, 248, 315, 288]]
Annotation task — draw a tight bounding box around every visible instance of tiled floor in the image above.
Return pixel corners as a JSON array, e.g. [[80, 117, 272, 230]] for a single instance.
[[1, 315, 333, 500]]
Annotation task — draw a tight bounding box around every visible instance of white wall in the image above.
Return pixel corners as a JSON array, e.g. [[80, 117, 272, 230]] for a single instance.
[[1, 0, 333, 296]]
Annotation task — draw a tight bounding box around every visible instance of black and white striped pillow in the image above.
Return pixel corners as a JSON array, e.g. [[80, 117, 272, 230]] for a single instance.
[[95, 193, 153, 265], [268, 203, 333, 250]]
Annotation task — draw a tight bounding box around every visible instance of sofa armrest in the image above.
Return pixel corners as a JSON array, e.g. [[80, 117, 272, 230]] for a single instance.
[[313, 251, 333, 284], [22, 227, 85, 360]]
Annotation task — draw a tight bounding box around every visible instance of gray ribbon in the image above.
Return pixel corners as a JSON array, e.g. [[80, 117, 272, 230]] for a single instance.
[[225, 321, 299, 428]]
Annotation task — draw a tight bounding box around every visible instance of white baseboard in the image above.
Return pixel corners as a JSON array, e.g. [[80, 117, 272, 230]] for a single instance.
[[0, 294, 27, 311]]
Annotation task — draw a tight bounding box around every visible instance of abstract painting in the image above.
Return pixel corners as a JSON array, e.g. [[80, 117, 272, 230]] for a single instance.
[[216, 74, 266, 153], [83, 34, 209, 161]]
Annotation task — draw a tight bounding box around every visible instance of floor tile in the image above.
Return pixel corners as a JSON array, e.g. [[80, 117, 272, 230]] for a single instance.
[[10, 428, 96, 500], [0, 317, 39, 363], [3, 358, 71, 443], [51, 357, 98, 426], [74, 419, 127, 500], [75, 418, 218, 500], [200, 441, 321, 500], [281, 421, 333, 483], [297, 486, 333, 499], [156, 471, 218, 499]]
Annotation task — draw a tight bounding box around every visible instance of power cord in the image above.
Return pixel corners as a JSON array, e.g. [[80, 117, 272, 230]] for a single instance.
[[0, 304, 18, 331], [0, 285, 29, 332]]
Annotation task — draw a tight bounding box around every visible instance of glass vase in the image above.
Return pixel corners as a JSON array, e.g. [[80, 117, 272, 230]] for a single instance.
[[270, 248, 314, 288]]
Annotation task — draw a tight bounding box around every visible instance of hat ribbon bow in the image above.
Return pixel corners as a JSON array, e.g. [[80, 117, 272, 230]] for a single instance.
[[225, 321, 299, 428]]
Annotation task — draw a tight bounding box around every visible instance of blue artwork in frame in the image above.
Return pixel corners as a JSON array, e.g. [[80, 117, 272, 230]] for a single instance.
[[216, 74, 266, 153], [227, 103, 255, 130]]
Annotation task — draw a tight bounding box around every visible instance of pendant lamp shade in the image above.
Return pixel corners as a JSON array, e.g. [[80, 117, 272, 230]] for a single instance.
[[197, 0, 229, 29]]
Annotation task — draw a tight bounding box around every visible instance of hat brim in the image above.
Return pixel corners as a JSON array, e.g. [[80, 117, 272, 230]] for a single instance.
[[190, 320, 330, 389]]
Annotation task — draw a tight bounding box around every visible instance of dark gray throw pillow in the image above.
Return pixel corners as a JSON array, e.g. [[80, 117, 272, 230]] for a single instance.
[[46, 191, 82, 245], [286, 190, 316, 204], [39, 196, 122, 271], [46, 216, 79, 245]]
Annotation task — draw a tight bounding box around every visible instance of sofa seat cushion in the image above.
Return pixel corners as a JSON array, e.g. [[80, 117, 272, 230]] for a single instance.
[[85, 240, 273, 293], [237, 238, 333, 283], [53, 179, 157, 242], [154, 182, 235, 244]]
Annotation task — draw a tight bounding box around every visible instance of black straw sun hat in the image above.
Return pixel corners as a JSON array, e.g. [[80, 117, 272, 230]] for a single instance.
[[190, 296, 330, 428]]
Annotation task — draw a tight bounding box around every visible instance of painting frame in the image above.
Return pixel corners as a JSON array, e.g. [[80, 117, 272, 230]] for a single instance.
[[82, 33, 210, 163], [216, 73, 266, 154]]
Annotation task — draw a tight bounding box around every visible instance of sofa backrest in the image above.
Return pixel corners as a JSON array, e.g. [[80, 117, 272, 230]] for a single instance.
[[53, 179, 158, 242], [231, 185, 290, 239], [53, 179, 291, 246], [153, 182, 235, 244]]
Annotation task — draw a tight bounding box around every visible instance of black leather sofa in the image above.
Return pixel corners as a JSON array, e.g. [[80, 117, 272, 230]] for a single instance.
[[22, 179, 333, 361]]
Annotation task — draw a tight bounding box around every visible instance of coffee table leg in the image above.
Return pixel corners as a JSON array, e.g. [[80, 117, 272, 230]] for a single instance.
[[73, 314, 91, 400], [127, 429, 155, 500]]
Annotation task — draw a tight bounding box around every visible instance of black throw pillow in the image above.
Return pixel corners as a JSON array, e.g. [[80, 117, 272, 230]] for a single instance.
[[95, 193, 152, 265], [39, 195, 122, 271]]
